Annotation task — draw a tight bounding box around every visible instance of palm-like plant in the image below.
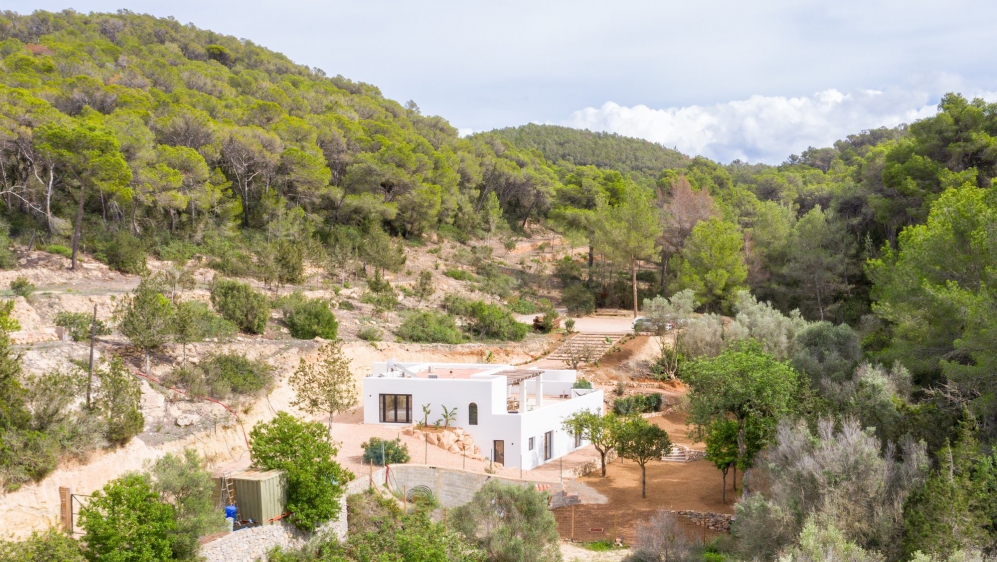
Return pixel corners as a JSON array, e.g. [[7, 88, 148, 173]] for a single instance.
[[441, 405, 458, 429]]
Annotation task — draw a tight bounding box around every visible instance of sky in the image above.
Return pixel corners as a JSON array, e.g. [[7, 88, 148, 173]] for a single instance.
[[8, 0, 997, 163]]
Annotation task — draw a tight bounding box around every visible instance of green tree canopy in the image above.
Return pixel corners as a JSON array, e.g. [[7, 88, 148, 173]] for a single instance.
[[79, 473, 177, 562], [675, 217, 747, 312], [614, 416, 672, 499], [249, 412, 353, 531], [682, 340, 799, 473], [594, 182, 662, 317], [452, 480, 561, 562]]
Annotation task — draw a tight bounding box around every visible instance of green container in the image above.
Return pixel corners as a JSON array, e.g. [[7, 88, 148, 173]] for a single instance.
[[231, 470, 288, 524]]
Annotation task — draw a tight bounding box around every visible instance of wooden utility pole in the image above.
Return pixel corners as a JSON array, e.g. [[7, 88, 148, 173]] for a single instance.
[[86, 303, 96, 409]]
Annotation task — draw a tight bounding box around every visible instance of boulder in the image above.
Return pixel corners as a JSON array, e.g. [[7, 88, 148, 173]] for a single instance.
[[426, 433, 439, 446], [439, 432, 456, 448], [447, 444, 461, 454]]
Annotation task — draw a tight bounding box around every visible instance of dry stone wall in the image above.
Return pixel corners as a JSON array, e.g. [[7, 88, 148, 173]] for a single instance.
[[200, 522, 305, 562]]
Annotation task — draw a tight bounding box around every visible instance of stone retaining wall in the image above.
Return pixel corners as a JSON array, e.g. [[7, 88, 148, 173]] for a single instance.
[[201, 522, 306, 562], [671, 510, 734, 532], [201, 494, 347, 562], [387, 465, 557, 507]]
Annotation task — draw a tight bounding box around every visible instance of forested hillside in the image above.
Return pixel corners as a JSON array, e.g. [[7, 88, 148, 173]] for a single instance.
[[479, 123, 689, 180], [4, 9, 997, 559]]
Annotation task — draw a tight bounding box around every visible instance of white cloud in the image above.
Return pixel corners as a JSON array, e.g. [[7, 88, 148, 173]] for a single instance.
[[562, 90, 942, 164]]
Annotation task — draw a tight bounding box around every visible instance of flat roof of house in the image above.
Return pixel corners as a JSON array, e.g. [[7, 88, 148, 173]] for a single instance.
[[412, 367, 489, 379]]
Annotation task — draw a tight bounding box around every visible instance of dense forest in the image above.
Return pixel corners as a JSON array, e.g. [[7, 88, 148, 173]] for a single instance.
[[2, 8, 997, 561]]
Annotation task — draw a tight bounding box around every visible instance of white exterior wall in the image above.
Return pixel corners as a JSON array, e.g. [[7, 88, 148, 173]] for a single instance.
[[362, 364, 604, 469], [516, 389, 604, 469]]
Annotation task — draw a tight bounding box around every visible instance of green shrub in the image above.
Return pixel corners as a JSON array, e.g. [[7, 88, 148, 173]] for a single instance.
[[442, 294, 474, 316], [465, 301, 528, 341], [563, 282, 596, 316], [54, 311, 111, 341], [437, 224, 470, 244], [361, 437, 410, 466], [202, 235, 255, 278], [94, 359, 145, 447], [0, 528, 85, 561], [210, 279, 270, 334], [444, 268, 476, 282], [584, 540, 614, 552], [338, 299, 355, 311], [442, 295, 528, 341], [357, 325, 381, 342], [361, 271, 398, 312], [506, 296, 540, 314], [42, 244, 72, 259], [612, 393, 663, 415], [361, 290, 399, 312], [0, 233, 17, 270], [573, 378, 593, 389], [396, 311, 464, 344], [535, 309, 559, 334], [477, 270, 516, 298], [166, 353, 273, 399], [279, 292, 338, 339], [555, 256, 583, 284], [203, 354, 273, 397], [174, 300, 237, 341], [0, 429, 61, 490], [79, 474, 177, 561], [9, 276, 34, 298], [98, 230, 147, 275]]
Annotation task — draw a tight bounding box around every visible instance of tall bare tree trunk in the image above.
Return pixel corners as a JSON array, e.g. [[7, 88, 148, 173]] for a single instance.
[[631, 256, 638, 318], [70, 183, 85, 270]]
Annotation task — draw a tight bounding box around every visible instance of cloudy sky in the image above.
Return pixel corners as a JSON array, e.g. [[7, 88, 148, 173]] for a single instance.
[[9, 0, 997, 163]]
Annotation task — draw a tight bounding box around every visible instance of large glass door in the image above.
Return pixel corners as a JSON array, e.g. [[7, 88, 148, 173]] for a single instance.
[[493, 440, 505, 465]]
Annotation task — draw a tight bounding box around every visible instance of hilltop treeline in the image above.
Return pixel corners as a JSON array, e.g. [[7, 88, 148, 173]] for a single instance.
[[1, 9, 996, 391]]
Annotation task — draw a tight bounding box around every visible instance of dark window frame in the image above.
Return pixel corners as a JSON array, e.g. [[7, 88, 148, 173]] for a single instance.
[[543, 431, 553, 461], [528, 437, 534, 451], [468, 402, 478, 425], [379, 394, 412, 424]]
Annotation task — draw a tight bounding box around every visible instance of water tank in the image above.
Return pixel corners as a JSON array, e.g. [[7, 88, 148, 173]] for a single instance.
[[230, 470, 288, 524]]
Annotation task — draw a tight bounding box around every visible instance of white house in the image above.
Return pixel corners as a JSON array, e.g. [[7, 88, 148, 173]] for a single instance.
[[362, 360, 604, 470]]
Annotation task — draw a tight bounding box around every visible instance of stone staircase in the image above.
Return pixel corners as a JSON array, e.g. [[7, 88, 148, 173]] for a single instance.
[[547, 332, 623, 366], [661, 444, 704, 463]]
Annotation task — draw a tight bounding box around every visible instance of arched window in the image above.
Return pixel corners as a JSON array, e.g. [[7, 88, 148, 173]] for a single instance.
[[468, 403, 478, 425]]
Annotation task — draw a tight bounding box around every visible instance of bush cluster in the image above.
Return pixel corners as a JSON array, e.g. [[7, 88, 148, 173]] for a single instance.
[[0, 233, 17, 270], [444, 268, 476, 281], [209, 279, 270, 334], [278, 292, 339, 340], [356, 325, 381, 342], [54, 311, 111, 341], [361, 271, 399, 312], [563, 283, 596, 316], [163, 354, 273, 399], [9, 276, 34, 297], [103, 230, 148, 274], [41, 244, 72, 259], [613, 393, 663, 415], [396, 311, 464, 344], [361, 437, 410, 466], [443, 294, 529, 341]]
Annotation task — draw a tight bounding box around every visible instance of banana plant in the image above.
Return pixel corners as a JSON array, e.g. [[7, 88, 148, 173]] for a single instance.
[[441, 405, 458, 429]]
